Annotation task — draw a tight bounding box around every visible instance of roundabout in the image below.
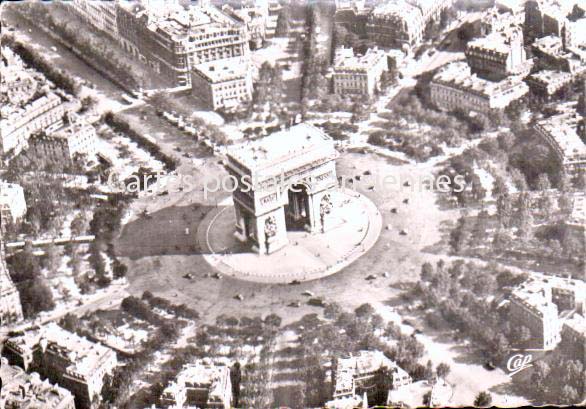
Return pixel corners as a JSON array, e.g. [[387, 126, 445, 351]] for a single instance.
[[196, 188, 382, 283]]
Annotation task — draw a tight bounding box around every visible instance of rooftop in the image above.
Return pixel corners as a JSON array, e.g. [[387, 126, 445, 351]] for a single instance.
[[370, 0, 423, 24], [45, 115, 94, 140], [0, 359, 75, 409], [227, 123, 338, 175], [432, 61, 527, 96], [163, 361, 231, 401], [533, 35, 564, 55], [564, 312, 586, 336], [334, 47, 386, 71], [0, 181, 24, 197], [467, 29, 522, 55], [141, 4, 243, 42], [6, 323, 115, 378], [193, 57, 250, 82], [337, 350, 406, 376], [529, 69, 573, 85], [512, 273, 586, 314], [536, 113, 586, 159]]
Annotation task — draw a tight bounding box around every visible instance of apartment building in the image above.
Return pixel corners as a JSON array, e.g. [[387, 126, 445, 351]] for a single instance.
[[365, 0, 452, 50], [465, 28, 532, 81], [561, 313, 586, 365], [430, 61, 529, 113], [117, 2, 249, 87], [333, 47, 388, 96], [0, 234, 24, 325], [0, 358, 76, 409], [160, 361, 232, 409], [331, 351, 412, 402], [69, 0, 119, 39], [509, 280, 563, 350], [1, 47, 38, 106], [534, 112, 586, 176], [480, 6, 525, 36], [2, 323, 118, 409], [509, 274, 586, 351], [532, 35, 586, 75], [527, 69, 574, 100], [28, 113, 98, 165], [191, 57, 253, 110], [0, 91, 72, 158], [524, 0, 574, 42], [220, 0, 269, 49]]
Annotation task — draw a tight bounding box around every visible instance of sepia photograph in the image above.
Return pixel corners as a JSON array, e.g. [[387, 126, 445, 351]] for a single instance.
[[0, 0, 584, 408]]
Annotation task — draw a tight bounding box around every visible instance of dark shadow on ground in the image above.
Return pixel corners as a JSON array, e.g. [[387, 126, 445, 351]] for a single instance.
[[114, 204, 249, 259]]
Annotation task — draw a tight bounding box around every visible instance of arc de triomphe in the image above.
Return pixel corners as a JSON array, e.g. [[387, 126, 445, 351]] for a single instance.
[[225, 123, 339, 255]]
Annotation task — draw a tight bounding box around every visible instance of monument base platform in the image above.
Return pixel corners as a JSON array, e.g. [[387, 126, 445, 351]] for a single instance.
[[197, 189, 382, 283]]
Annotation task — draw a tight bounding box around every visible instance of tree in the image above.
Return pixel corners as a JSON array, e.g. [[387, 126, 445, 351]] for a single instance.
[[562, 233, 583, 261], [474, 391, 493, 407], [44, 243, 60, 275], [560, 385, 578, 405], [9, 241, 41, 283], [60, 313, 81, 332], [231, 362, 242, 407], [496, 193, 513, 228], [19, 278, 55, 318], [516, 193, 534, 242], [424, 360, 434, 381], [264, 313, 282, 328], [497, 131, 516, 151], [558, 193, 573, 216], [538, 192, 555, 221], [423, 391, 432, 406], [489, 334, 510, 361], [536, 173, 551, 191], [275, 7, 291, 37], [324, 302, 342, 320], [492, 176, 508, 198], [436, 362, 451, 380], [421, 262, 434, 282], [354, 303, 375, 319]]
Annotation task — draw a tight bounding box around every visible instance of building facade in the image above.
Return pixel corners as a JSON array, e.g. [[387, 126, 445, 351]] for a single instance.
[[527, 70, 574, 100], [524, 0, 581, 42], [0, 358, 76, 409], [465, 28, 532, 81], [225, 124, 339, 255], [221, 1, 269, 49], [332, 47, 388, 96], [28, 113, 98, 165], [534, 112, 586, 176], [430, 61, 529, 113], [0, 92, 71, 158], [160, 361, 232, 409], [191, 57, 253, 110], [480, 6, 524, 36], [509, 274, 586, 351], [2, 323, 118, 409], [116, 3, 249, 87], [561, 313, 586, 365], [0, 232, 24, 325], [0, 181, 27, 225], [69, 0, 119, 39], [331, 351, 412, 404], [365, 0, 451, 50]]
